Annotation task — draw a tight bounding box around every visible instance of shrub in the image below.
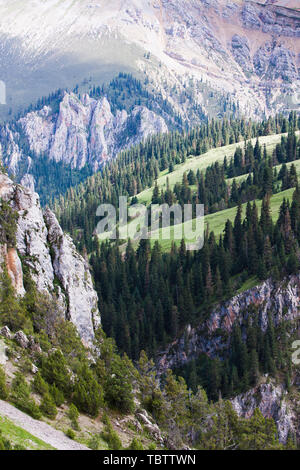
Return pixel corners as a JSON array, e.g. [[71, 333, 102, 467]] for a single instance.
[[10, 372, 41, 419], [104, 356, 135, 414], [66, 428, 75, 440], [72, 365, 103, 417], [128, 438, 144, 450], [101, 414, 122, 450], [148, 442, 157, 450], [40, 392, 57, 420], [88, 435, 100, 450], [68, 403, 80, 430], [13, 444, 27, 450], [49, 383, 65, 407], [0, 365, 8, 400], [0, 431, 12, 450], [41, 350, 71, 396], [32, 372, 49, 396]]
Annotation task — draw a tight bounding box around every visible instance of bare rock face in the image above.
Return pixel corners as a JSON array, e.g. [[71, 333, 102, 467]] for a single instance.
[[0, 0, 298, 125], [242, 2, 262, 30], [14, 331, 29, 349], [2, 92, 168, 176], [158, 274, 300, 375], [231, 34, 253, 73], [136, 410, 164, 444], [0, 126, 24, 175], [20, 173, 36, 193], [0, 172, 100, 346], [0, 326, 12, 340], [254, 42, 298, 82], [0, 245, 25, 296], [231, 379, 298, 443], [44, 208, 101, 345]]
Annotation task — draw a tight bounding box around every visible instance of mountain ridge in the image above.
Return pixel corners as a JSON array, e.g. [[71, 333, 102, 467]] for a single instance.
[[0, 0, 298, 122]]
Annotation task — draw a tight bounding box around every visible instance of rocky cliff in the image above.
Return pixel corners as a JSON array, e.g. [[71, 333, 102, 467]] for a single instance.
[[0, 91, 168, 186], [157, 274, 300, 442], [0, 172, 100, 346], [231, 376, 299, 443], [158, 275, 300, 373]]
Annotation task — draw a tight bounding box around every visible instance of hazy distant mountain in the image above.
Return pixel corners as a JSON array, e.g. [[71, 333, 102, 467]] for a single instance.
[[0, 0, 299, 122]]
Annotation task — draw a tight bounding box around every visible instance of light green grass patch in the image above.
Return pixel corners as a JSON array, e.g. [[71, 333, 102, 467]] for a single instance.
[[0, 415, 55, 450], [135, 132, 299, 205], [148, 187, 295, 251], [237, 276, 260, 294]]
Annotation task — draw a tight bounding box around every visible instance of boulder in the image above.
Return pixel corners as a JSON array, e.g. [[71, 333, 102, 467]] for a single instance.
[[14, 331, 29, 349], [0, 326, 12, 340]]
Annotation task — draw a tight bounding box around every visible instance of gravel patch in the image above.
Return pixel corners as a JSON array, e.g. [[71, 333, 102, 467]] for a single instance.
[[0, 340, 7, 365], [0, 400, 90, 450]]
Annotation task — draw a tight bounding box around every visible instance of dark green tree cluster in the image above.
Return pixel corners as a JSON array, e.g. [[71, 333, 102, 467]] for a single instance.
[[151, 125, 299, 219], [54, 113, 299, 252], [0, 199, 18, 247], [136, 352, 287, 450], [90, 187, 300, 400]]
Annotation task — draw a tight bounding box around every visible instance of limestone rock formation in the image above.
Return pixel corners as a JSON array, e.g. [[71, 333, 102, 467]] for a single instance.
[[231, 378, 299, 443], [0, 172, 100, 345], [157, 274, 300, 442], [1, 92, 168, 179]]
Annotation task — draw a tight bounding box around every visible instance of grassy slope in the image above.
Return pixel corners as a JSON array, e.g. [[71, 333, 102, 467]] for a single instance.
[[105, 132, 299, 252], [148, 188, 295, 250], [227, 154, 300, 186], [135, 132, 298, 205], [0, 415, 55, 450]]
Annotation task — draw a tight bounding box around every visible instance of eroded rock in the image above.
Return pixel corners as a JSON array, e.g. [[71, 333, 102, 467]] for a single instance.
[[2, 92, 168, 176], [0, 326, 12, 340], [0, 173, 100, 346], [14, 331, 29, 349], [231, 379, 297, 443]]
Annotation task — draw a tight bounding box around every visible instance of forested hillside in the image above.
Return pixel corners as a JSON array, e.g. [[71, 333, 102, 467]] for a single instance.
[[0, 0, 299, 454], [50, 113, 300, 443], [0, 74, 180, 204], [0, 164, 295, 450], [54, 113, 299, 251]]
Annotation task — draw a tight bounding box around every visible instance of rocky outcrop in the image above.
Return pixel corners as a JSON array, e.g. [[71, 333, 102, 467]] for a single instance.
[[44, 208, 101, 343], [254, 42, 298, 82], [231, 34, 253, 74], [1, 92, 168, 177], [0, 245, 25, 296], [14, 331, 30, 349], [0, 172, 100, 345], [242, 2, 262, 30], [158, 274, 300, 373], [231, 378, 299, 443], [242, 1, 300, 37], [0, 326, 12, 340], [136, 410, 164, 445], [20, 174, 35, 193], [0, 326, 42, 354], [158, 274, 300, 443]]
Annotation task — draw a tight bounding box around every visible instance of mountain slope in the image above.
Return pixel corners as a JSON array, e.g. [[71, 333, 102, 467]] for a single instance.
[[157, 272, 300, 442], [0, 0, 298, 122], [1, 89, 168, 171]]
